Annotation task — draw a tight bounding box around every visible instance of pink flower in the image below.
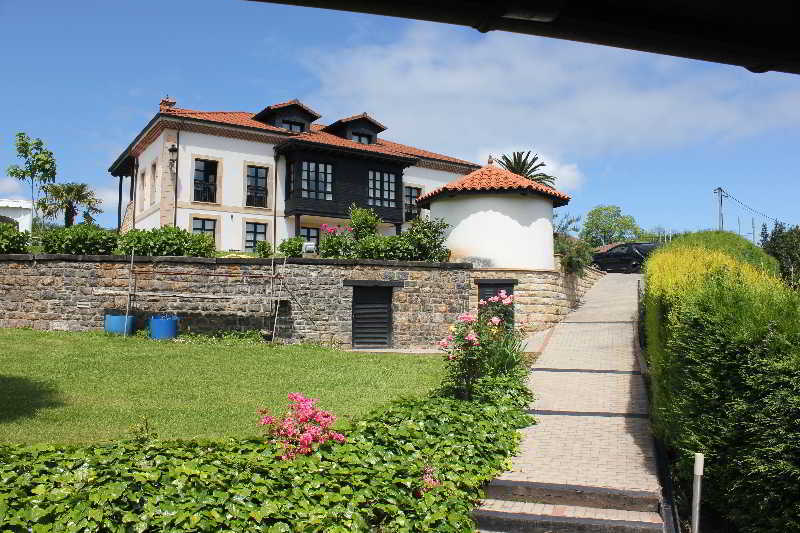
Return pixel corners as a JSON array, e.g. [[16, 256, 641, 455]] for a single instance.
[[478, 299, 487, 306], [447, 353, 457, 361], [321, 223, 328, 231], [502, 297, 513, 305], [488, 296, 500, 303], [346, 226, 353, 232], [490, 316, 502, 326], [465, 332, 478, 342], [446, 335, 453, 341], [259, 415, 275, 426], [330, 432, 347, 443], [438, 339, 450, 348], [498, 290, 507, 298], [457, 312, 477, 323]]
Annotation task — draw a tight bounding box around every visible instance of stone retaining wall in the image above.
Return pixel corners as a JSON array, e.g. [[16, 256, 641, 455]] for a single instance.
[[0, 254, 602, 348]]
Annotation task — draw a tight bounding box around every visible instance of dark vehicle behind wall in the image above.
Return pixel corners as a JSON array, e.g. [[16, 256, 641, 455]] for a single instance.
[[592, 242, 660, 273]]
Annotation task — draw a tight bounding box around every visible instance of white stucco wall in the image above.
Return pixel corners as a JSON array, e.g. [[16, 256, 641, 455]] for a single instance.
[[133, 131, 165, 217], [430, 193, 555, 270], [0, 199, 33, 232]]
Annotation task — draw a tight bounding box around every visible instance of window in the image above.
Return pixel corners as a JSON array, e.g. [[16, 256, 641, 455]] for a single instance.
[[368, 170, 396, 207], [192, 218, 216, 243], [300, 227, 320, 246], [194, 159, 217, 203], [404, 186, 422, 221], [352, 132, 372, 144], [246, 165, 268, 207], [150, 163, 157, 205], [301, 161, 333, 200], [138, 171, 146, 212], [283, 120, 305, 132], [245, 222, 268, 252]]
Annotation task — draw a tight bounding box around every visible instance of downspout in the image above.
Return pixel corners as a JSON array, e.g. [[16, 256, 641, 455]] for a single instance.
[[132, 158, 139, 230], [273, 149, 279, 248], [173, 126, 181, 227]]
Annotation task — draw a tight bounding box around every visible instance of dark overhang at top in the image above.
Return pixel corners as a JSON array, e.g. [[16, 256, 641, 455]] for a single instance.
[[247, 0, 800, 75]]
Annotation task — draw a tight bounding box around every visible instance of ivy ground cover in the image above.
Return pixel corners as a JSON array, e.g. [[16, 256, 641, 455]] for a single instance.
[[0, 329, 443, 444]]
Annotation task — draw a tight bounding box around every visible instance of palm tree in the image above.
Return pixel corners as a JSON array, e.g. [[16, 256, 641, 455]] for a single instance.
[[497, 151, 557, 188], [37, 182, 102, 227]]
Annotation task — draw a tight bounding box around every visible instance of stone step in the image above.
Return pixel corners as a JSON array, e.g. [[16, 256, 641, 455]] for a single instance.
[[487, 479, 661, 512], [474, 499, 664, 533]]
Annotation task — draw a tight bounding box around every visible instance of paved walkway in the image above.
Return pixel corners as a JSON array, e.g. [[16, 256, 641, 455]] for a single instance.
[[475, 274, 664, 532]]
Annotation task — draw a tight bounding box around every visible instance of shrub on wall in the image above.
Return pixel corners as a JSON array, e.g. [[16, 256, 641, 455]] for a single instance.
[[40, 224, 118, 255], [643, 232, 800, 532], [254, 240, 272, 258], [116, 226, 214, 258], [277, 236, 304, 257], [402, 217, 450, 262], [0, 223, 29, 254], [554, 234, 593, 275], [349, 203, 381, 240]]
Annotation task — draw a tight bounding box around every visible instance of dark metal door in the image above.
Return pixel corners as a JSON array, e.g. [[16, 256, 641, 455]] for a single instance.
[[352, 286, 392, 347]]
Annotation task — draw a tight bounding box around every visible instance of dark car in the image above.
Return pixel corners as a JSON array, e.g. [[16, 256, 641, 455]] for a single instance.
[[592, 242, 660, 273]]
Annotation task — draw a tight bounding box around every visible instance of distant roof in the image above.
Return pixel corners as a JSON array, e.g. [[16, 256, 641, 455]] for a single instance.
[[0, 199, 32, 209], [417, 163, 571, 207]]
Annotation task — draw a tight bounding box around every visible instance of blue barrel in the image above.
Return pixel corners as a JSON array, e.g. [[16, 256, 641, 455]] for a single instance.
[[105, 314, 135, 336], [149, 314, 179, 340]]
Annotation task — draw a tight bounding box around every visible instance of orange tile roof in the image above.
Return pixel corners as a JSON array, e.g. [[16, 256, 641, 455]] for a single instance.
[[323, 112, 387, 132], [417, 164, 571, 207], [160, 106, 479, 168], [255, 98, 322, 119]]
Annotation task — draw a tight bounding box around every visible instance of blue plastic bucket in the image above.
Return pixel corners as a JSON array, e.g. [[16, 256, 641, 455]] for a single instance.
[[105, 314, 135, 336], [149, 314, 179, 340]]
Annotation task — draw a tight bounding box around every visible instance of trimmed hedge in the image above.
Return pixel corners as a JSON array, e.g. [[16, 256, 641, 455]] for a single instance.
[[643, 231, 800, 532], [116, 226, 215, 258], [0, 377, 531, 532], [40, 224, 118, 255], [0, 223, 29, 254]]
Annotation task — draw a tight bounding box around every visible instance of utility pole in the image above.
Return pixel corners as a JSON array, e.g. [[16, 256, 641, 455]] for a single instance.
[[713, 187, 727, 231]]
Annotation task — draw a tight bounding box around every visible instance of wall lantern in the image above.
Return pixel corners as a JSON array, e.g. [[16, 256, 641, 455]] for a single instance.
[[168, 144, 178, 172]]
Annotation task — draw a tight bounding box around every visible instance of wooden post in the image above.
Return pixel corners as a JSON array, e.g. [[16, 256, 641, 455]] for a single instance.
[[117, 176, 123, 232], [294, 214, 301, 237]]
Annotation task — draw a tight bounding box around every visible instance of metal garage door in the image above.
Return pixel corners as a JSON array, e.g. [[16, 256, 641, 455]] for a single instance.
[[352, 286, 393, 347]]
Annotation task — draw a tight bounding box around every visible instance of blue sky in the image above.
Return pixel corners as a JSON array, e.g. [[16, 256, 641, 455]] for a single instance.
[[1, 0, 798, 236]]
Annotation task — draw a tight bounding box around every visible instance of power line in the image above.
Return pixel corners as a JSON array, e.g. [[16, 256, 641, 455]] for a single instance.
[[717, 187, 790, 227]]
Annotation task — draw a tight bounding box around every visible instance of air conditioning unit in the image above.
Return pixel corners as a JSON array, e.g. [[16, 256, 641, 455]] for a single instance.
[[302, 241, 317, 254]]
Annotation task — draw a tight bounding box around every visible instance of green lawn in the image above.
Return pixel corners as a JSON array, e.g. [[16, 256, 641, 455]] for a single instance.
[[0, 329, 443, 444]]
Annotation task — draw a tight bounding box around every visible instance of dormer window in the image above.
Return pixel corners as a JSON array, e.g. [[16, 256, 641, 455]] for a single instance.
[[352, 132, 373, 144], [283, 120, 305, 133]]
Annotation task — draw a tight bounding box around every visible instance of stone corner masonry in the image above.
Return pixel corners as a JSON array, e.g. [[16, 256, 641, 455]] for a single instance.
[[0, 254, 603, 349]]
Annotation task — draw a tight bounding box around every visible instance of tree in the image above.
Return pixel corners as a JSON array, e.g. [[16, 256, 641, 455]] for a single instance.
[[761, 222, 800, 288], [579, 205, 642, 247], [37, 182, 102, 227], [553, 211, 581, 236], [497, 151, 556, 188], [6, 132, 57, 226]]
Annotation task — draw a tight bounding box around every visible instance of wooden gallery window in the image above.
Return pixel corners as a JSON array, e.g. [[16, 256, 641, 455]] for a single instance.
[[194, 159, 217, 203], [301, 161, 333, 200], [368, 171, 396, 207], [404, 186, 421, 221], [352, 132, 372, 144], [192, 218, 216, 243], [283, 120, 305, 132], [246, 165, 268, 207], [245, 222, 267, 252]]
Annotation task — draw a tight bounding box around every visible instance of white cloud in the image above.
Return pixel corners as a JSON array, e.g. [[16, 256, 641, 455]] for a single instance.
[[299, 23, 800, 189], [0, 177, 24, 198], [95, 184, 126, 214]]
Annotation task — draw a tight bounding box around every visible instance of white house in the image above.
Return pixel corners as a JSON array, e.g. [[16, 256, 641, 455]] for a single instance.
[[0, 199, 33, 233], [109, 97, 480, 252], [417, 160, 571, 270]]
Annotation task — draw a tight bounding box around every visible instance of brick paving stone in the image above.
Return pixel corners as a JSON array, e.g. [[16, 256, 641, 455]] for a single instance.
[[477, 273, 663, 531]]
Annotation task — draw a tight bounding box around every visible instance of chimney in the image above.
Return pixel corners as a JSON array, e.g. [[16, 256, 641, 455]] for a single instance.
[[159, 95, 177, 111]]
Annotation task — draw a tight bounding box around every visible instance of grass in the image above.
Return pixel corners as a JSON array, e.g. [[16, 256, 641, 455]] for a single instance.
[[0, 329, 443, 445]]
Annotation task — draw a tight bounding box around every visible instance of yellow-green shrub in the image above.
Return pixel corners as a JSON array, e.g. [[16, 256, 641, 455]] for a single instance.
[[643, 232, 800, 532]]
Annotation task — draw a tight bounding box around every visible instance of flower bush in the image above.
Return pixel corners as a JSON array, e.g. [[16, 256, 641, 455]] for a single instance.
[[277, 236, 304, 257], [439, 291, 525, 399], [258, 392, 346, 460]]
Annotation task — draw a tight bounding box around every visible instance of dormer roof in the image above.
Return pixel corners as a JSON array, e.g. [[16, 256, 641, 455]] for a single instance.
[[417, 162, 571, 208], [252, 99, 321, 124], [323, 112, 387, 134]]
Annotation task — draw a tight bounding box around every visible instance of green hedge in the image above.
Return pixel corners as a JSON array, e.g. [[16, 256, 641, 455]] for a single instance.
[[0, 223, 29, 254], [116, 226, 215, 258], [0, 377, 530, 532], [643, 231, 800, 531], [40, 224, 119, 255]]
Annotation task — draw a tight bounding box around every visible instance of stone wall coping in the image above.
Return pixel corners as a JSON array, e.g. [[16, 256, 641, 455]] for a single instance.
[[473, 267, 560, 274], [0, 253, 472, 270]]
